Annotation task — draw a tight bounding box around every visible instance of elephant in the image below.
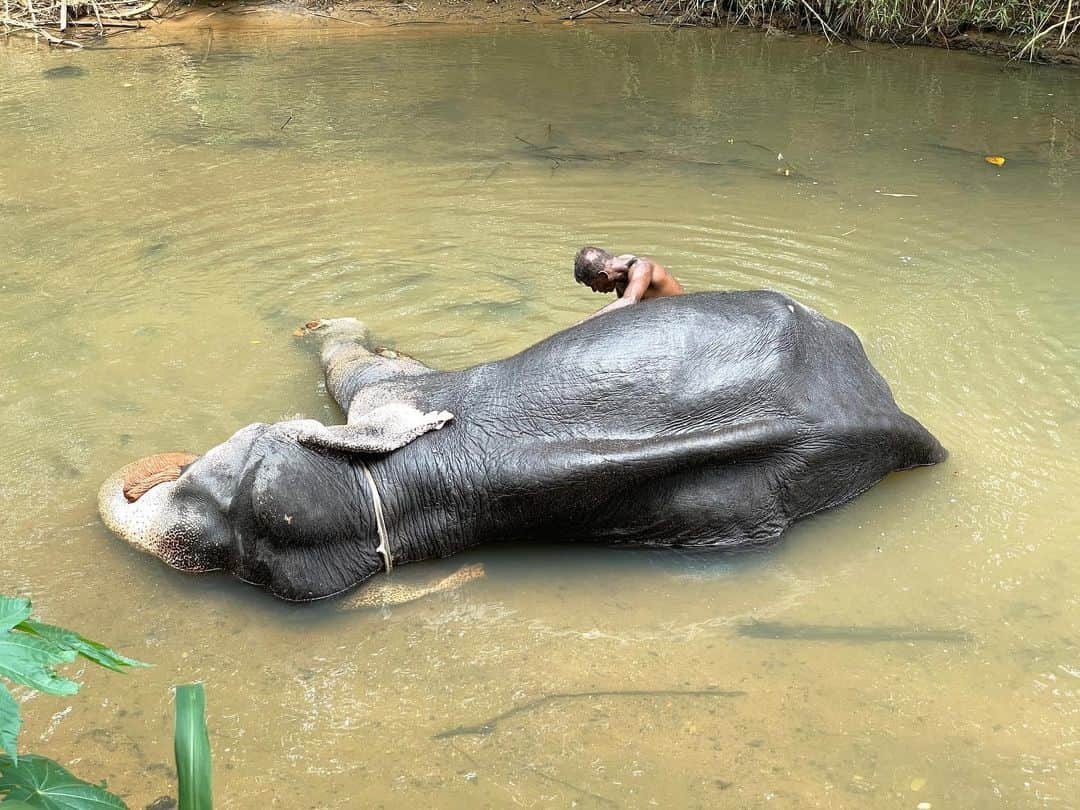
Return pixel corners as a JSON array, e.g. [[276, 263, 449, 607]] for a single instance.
[[98, 291, 947, 601]]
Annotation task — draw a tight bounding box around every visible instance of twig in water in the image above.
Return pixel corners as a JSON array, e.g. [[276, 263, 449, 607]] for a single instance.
[[280, 115, 293, 131], [90, 41, 185, 49], [432, 688, 744, 739], [515, 134, 556, 152], [564, 0, 611, 19], [525, 765, 618, 807]]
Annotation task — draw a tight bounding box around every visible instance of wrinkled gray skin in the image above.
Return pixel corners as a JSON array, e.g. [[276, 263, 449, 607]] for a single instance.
[[99, 292, 947, 601]]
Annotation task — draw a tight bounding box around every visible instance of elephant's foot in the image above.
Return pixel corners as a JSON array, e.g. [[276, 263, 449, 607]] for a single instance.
[[294, 317, 370, 357], [296, 317, 435, 414]]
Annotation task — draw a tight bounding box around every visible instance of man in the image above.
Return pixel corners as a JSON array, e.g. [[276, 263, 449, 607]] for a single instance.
[[574, 246, 685, 322]]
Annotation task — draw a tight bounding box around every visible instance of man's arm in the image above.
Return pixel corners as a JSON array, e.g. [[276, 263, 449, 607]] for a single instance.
[[579, 263, 652, 323]]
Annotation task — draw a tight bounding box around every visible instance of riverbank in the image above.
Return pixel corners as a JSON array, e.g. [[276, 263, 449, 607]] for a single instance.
[[3, 0, 1078, 64]]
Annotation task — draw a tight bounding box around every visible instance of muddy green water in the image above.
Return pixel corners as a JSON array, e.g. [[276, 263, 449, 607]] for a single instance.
[[2, 23, 1078, 808]]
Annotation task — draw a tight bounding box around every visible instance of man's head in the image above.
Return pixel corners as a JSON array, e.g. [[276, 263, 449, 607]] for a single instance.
[[574, 246, 617, 293]]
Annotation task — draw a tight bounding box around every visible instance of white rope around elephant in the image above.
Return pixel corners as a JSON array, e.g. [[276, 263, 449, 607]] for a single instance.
[[358, 459, 393, 573]]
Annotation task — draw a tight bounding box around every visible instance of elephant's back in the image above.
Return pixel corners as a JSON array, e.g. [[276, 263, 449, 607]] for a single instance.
[[442, 292, 873, 433], [406, 291, 943, 473]]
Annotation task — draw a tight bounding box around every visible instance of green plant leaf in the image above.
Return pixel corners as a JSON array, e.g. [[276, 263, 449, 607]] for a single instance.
[[0, 630, 78, 697], [0, 596, 78, 698], [14, 622, 149, 674], [0, 681, 20, 764], [0, 598, 32, 634], [0, 754, 127, 809], [175, 684, 212, 810]]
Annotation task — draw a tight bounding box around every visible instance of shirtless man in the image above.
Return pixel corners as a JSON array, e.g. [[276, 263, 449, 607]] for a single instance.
[[573, 246, 685, 322]]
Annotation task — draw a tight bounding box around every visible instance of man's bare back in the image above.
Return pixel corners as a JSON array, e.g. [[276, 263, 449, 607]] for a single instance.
[[573, 246, 685, 322]]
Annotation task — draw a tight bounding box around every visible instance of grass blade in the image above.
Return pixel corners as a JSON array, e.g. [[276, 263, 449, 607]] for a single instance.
[[174, 684, 212, 810]]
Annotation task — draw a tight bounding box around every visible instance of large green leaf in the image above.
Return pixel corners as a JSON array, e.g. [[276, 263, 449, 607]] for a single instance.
[[0, 597, 79, 698], [0, 681, 20, 764], [14, 622, 149, 674], [0, 631, 77, 697], [175, 684, 212, 810], [0, 598, 32, 634], [0, 754, 127, 809]]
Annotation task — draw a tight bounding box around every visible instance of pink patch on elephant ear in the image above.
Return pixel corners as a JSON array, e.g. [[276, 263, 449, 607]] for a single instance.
[[122, 452, 199, 503]]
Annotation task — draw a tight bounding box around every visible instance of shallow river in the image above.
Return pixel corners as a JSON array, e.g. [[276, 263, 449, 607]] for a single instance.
[[2, 21, 1078, 808]]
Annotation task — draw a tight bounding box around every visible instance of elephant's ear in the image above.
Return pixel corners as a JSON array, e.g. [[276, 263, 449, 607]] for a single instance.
[[294, 403, 454, 454]]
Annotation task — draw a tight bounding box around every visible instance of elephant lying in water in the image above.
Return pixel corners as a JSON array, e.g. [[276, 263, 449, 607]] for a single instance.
[[99, 291, 946, 601]]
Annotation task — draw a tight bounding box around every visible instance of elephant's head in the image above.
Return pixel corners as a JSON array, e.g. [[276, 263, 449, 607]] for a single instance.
[[98, 422, 268, 575], [98, 404, 453, 600]]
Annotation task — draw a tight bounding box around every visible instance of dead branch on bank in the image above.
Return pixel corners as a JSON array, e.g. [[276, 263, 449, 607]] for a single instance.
[[637, 0, 1079, 56], [2, 0, 159, 45], [564, 0, 612, 19]]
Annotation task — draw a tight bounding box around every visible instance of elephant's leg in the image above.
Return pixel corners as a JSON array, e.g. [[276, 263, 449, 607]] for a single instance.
[[309, 318, 432, 414]]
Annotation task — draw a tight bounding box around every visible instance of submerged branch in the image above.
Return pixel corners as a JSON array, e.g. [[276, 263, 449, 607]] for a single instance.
[[526, 766, 619, 807], [433, 688, 745, 739], [737, 621, 974, 643]]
